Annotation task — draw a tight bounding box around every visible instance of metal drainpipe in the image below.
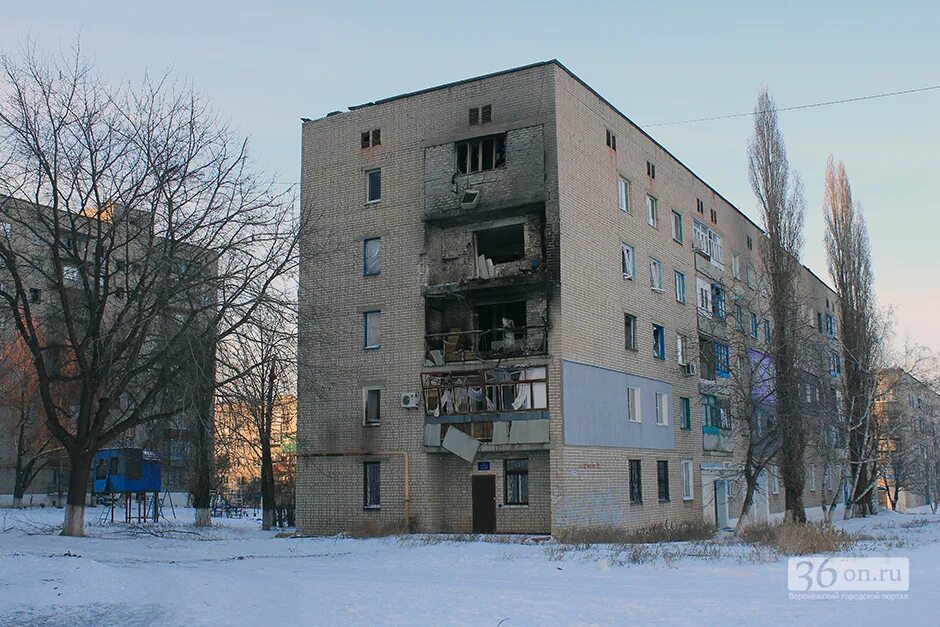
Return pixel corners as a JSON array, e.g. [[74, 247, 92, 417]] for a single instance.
[[300, 451, 410, 531]]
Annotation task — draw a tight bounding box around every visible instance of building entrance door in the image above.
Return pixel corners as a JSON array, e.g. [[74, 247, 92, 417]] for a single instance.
[[471, 475, 496, 533], [714, 479, 729, 529]]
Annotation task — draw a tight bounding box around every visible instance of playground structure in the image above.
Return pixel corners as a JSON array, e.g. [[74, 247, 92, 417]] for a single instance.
[[92, 448, 163, 523]]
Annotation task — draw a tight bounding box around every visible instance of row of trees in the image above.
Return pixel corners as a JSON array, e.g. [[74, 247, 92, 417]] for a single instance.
[[0, 44, 299, 536], [729, 89, 938, 528]]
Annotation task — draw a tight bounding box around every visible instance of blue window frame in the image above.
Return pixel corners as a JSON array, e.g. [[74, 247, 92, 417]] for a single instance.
[[652, 323, 666, 360], [826, 313, 836, 338], [750, 312, 759, 339], [763, 320, 772, 344], [363, 238, 381, 275], [363, 310, 381, 349], [714, 342, 731, 378], [734, 304, 744, 331]]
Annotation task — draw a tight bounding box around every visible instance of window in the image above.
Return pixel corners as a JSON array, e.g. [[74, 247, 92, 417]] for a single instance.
[[652, 324, 665, 360], [363, 462, 380, 508], [826, 313, 836, 338], [816, 311, 824, 334], [361, 129, 381, 148], [626, 386, 641, 422], [649, 257, 663, 291], [750, 312, 759, 339], [504, 459, 528, 505], [0, 222, 10, 238], [363, 238, 382, 275], [363, 310, 381, 349], [770, 465, 779, 494], [681, 460, 694, 500], [624, 313, 637, 351], [363, 388, 381, 425], [696, 198, 705, 214], [655, 392, 668, 426], [621, 243, 635, 279], [734, 304, 744, 331], [646, 160, 656, 179], [746, 264, 757, 288], [366, 168, 382, 203], [696, 277, 712, 315], [711, 284, 726, 319], [606, 129, 617, 150], [731, 254, 741, 279], [714, 342, 730, 378], [692, 220, 723, 265], [455, 134, 506, 174], [657, 460, 670, 502], [629, 459, 642, 504], [64, 264, 81, 283], [618, 177, 631, 213], [646, 195, 658, 228], [746, 235, 753, 251], [710, 208, 718, 224], [29, 288, 41, 303], [830, 352, 842, 377], [677, 334, 691, 366], [679, 397, 692, 430], [809, 465, 817, 491], [763, 320, 772, 344], [671, 210, 683, 243], [674, 271, 685, 303], [476, 224, 524, 264]]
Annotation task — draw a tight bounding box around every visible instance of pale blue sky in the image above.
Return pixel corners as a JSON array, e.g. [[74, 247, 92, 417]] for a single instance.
[[4, 1, 938, 351]]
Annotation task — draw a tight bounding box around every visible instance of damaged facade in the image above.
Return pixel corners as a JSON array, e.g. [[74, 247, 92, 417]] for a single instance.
[[297, 61, 843, 535]]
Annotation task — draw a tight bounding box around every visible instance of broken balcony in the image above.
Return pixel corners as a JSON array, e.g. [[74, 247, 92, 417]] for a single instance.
[[424, 298, 548, 365], [421, 366, 549, 459]]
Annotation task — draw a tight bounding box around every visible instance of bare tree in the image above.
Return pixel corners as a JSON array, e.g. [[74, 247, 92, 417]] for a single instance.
[[0, 44, 295, 535], [0, 326, 65, 506], [823, 156, 884, 518], [747, 88, 808, 522], [216, 299, 296, 530]]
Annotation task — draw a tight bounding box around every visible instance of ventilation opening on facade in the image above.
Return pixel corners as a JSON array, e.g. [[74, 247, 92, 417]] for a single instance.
[[475, 224, 524, 265]]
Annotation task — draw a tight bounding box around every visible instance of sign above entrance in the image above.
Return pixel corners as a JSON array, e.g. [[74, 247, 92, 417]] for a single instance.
[[477, 461, 491, 471]]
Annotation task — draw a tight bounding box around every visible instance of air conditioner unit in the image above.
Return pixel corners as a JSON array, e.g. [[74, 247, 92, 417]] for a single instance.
[[460, 189, 481, 209], [683, 362, 698, 377], [400, 392, 421, 409]]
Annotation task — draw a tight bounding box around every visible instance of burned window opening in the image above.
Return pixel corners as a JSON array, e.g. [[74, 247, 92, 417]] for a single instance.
[[456, 134, 506, 174], [475, 223, 524, 265]]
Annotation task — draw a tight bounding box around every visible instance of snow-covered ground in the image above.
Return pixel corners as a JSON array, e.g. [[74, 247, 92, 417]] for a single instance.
[[1, 506, 938, 626]]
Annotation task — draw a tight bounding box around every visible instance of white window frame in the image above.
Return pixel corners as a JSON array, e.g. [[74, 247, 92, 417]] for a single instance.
[[618, 176, 631, 213], [677, 334, 690, 366], [731, 253, 741, 279], [621, 243, 635, 280], [626, 387, 641, 422], [674, 270, 685, 303], [646, 195, 658, 228], [363, 310, 381, 349], [365, 168, 382, 204], [809, 465, 817, 491], [363, 237, 382, 276], [655, 392, 668, 426], [362, 386, 381, 426], [649, 257, 663, 291], [696, 277, 712, 316], [0, 222, 10, 238], [770, 465, 779, 494], [681, 460, 694, 500], [692, 219, 723, 266], [671, 210, 683, 243]]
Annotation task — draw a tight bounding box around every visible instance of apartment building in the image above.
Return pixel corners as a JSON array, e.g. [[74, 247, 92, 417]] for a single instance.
[[875, 369, 940, 511], [0, 195, 211, 506], [297, 60, 841, 535]]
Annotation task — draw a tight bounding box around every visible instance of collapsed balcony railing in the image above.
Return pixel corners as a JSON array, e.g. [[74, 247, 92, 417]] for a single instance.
[[425, 325, 547, 365], [422, 366, 547, 417]]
